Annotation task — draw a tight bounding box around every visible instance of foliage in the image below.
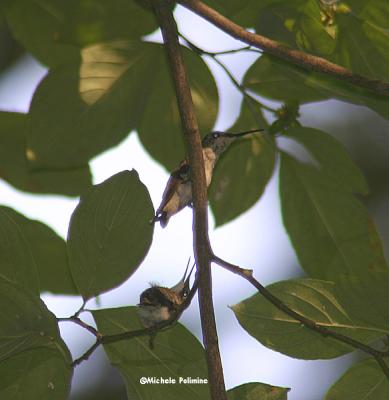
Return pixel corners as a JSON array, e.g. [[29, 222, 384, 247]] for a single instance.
[[0, 0, 388, 399]]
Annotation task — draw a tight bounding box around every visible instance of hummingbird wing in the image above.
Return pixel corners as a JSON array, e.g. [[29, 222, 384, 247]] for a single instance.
[[155, 158, 190, 215]]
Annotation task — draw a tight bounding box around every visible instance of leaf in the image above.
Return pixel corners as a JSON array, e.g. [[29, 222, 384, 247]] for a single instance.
[[0, 347, 73, 400], [28, 41, 218, 170], [284, 126, 368, 194], [0, 279, 69, 362], [0, 112, 92, 196], [92, 307, 211, 400], [0, 208, 39, 295], [232, 278, 384, 360], [67, 170, 154, 300], [227, 382, 290, 400], [279, 153, 386, 281], [325, 358, 389, 400], [0, 206, 77, 295], [4, 0, 157, 67], [209, 101, 275, 226]]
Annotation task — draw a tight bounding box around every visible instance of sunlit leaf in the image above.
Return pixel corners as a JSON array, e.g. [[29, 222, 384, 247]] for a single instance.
[[280, 153, 386, 280], [325, 358, 389, 399], [4, 0, 157, 67], [0, 112, 92, 196], [0, 208, 39, 295], [0, 279, 69, 361], [227, 382, 290, 399], [209, 101, 275, 226], [0, 206, 77, 295], [284, 126, 368, 194], [232, 278, 384, 359], [0, 347, 73, 400], [93, 307, 211, 400], [68, 170, 154, 300], [28, 41, 218, 170]]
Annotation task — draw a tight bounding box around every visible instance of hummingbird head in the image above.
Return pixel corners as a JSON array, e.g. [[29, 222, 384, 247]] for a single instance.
[[169, 258, 195, 299], [201, 129, 264, 155]]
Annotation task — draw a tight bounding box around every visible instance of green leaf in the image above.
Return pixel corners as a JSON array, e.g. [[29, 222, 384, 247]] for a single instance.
[[28, 41, 218, 170], [0, 347, 73, 400], [0, 279, 69, 361], [284, 126, 368, 194], [4, 0, 157, 67], [227, 382, 290, 400], [92, 307, 211, 400], [244, 54, 329, 103], [0, 206, 77, 295], [0, 112, 92, 196], [279, 153, 386, 281], [68, 170, 154, 300], [325, 358, 389, 400], [232, 278, 384, 360], [209, 101, 275, 226], [0, 208, 39, 295]]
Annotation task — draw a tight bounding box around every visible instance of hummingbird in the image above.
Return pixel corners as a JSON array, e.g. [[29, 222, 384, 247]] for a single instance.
[[151, 128, 263, 227], [137, 260, 195, 329]]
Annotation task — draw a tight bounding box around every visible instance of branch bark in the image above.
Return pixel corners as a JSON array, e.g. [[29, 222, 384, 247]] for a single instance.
[[151, 1, 227, 399], [179, 0, 389, 97]]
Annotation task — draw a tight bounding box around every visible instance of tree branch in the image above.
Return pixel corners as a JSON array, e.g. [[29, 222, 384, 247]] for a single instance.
[[152, 2, 226, 399], [179, 0, 389, 97], [212, 255, 389, 380]]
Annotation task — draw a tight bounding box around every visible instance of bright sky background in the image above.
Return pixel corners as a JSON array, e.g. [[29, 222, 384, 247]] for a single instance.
[[0, 5, 365, 399]]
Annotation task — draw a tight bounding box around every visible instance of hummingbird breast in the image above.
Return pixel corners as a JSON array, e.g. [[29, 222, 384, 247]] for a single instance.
[[202, 147, 217, 186]]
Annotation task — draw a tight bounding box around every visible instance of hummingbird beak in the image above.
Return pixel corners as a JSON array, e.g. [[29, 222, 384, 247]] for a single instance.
[[170, 258, 196, 295], [224, 128, 264, 138]]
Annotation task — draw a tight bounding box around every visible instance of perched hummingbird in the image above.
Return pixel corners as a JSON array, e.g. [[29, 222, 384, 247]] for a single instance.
[[137, 261, 195, 329], [151, 129, 263, 227]]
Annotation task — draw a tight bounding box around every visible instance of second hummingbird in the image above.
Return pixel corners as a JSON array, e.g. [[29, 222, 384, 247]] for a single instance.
[[151, 129, 263, 227]]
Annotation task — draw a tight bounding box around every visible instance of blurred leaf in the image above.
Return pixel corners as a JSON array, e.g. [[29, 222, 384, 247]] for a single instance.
[[325, 358, 389, 399], [93, 307, 211, 400], [209, 101, 275, 226], [227, 382, 290, 399], [232, 278, 383, 360], [284, 126, 368, 194], [4, 0, 157, 67], [280, 153, 386, 280], [0, 207, 39, 295], [68, 170, 154, 300], [0, 347, 73, 400], [0, 112, 92, 196], [0, 206, 77, 295], [28, 41, 218, 171], [0, 279, 70, 361], [349, 0, 389, 29], [244, 54, 329, 103]]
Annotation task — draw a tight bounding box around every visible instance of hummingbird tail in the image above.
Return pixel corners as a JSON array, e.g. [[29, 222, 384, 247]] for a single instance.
[[149, 211, 169, 228]]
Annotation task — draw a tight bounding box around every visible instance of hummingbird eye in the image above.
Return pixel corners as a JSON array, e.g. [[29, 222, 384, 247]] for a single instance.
[[212, 132, 220, 139]]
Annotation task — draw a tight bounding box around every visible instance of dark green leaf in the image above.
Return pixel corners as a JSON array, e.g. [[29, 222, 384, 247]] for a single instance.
[[68, 170, 154, 300], [0, 347, 73, 400], [93, 307, 210, 400], [280, 153, 386, 280], [0, 279, 69, 361], [28, 42, 218, 170], [0, 208, 39, 295], [232, 278, 383, 359], [325, 358, 389, 399], [227, 382, 290, 400], [244, 54, 329, 103], [0, 206, 77, 295], [0, 112, 92, 196], [284, 126, 368, 194], [209, 101, 275, 226], [4, 0, 157, 67]]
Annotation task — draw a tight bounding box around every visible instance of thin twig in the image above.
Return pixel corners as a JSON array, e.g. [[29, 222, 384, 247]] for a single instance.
[[212, 255, 389, 380], [57, 316, 100, 338], [152, 2, 227, 399], [179, 0, 389, 97]]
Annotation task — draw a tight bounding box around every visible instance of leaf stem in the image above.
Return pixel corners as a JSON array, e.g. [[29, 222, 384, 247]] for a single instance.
[[211, 254, 389, 380]]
